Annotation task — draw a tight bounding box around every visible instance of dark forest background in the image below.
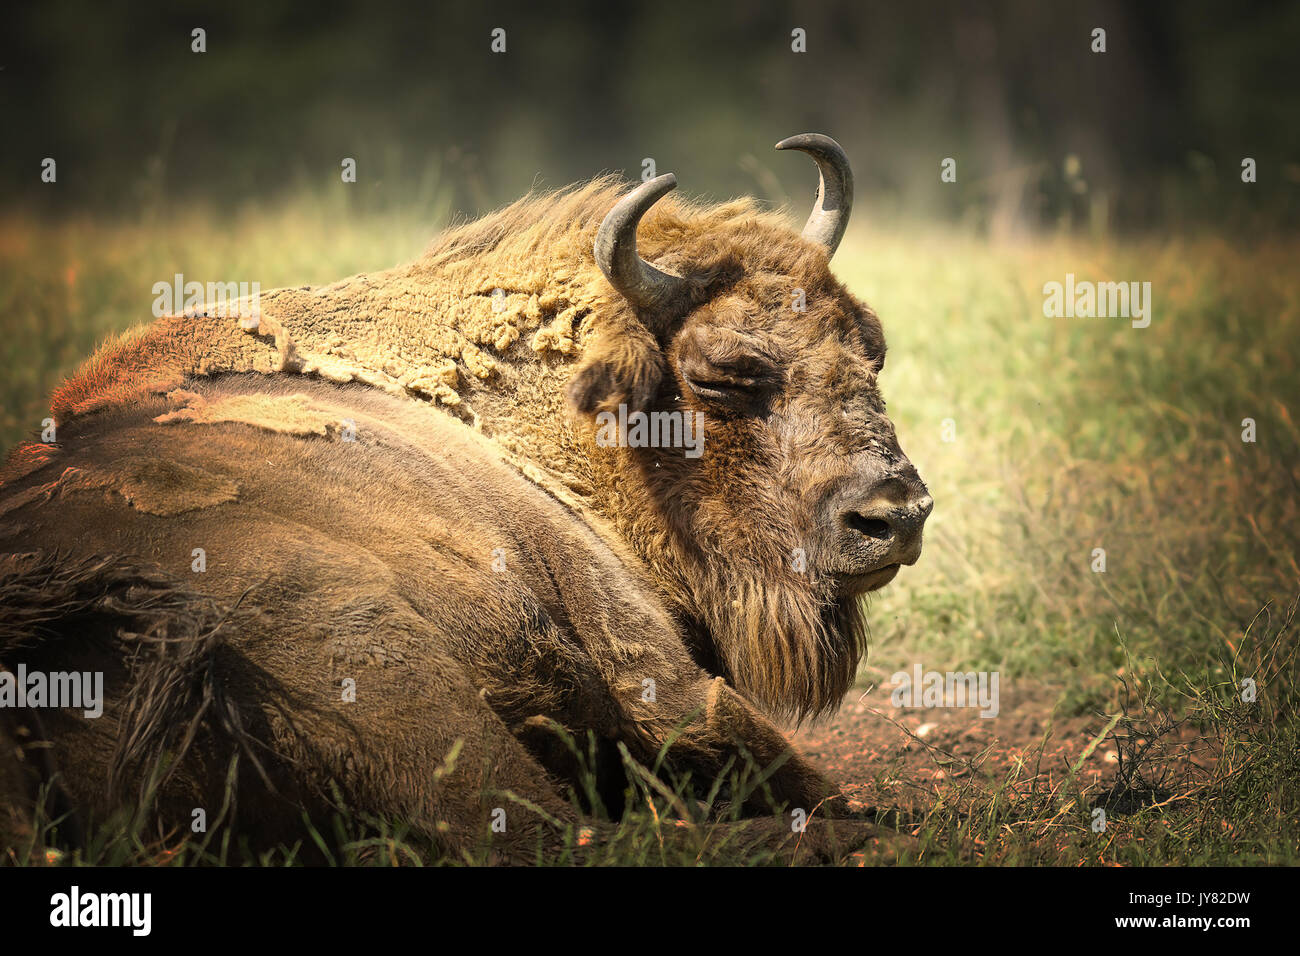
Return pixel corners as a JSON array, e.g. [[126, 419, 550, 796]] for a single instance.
[[3, 0, 1298, 234]]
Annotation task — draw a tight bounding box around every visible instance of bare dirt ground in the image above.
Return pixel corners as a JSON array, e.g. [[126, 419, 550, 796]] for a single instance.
[[787, 674, 1215, 862]]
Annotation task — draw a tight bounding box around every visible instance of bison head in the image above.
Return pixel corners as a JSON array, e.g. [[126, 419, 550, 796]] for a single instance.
[[572, 135, 931, 721]]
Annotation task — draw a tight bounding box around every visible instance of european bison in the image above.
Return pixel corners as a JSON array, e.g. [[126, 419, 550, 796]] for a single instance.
[[0, 134, 931, 861]]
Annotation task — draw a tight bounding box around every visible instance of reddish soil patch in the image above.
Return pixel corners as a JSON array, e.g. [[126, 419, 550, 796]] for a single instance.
[[788, 674, 1212, 832]]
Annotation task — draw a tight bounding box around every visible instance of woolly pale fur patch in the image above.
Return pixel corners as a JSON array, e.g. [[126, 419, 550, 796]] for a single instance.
[[0, 459, 239, 518], [154, 389, 355, 440]]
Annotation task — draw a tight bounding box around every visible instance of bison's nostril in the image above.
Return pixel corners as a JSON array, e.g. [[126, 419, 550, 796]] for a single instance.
[[846, 512, 892, 540]]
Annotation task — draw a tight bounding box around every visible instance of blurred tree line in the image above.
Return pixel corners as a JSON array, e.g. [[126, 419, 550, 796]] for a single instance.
[[3, 0, 1297, 234]]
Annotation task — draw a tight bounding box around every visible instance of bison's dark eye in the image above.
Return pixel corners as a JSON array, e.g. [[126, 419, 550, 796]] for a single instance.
[[673, 320, 781, 411], [677, 358, 780, 411], [681, 372, 750, 404]]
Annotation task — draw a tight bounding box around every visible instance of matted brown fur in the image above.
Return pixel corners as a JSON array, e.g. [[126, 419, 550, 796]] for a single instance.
[[1, 171, 924, 858], [1, 375, 852, 858], [42, 177, 893, 723]]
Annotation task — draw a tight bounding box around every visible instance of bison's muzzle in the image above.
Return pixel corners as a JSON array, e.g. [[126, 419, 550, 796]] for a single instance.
[[827, 463, 933, 593]]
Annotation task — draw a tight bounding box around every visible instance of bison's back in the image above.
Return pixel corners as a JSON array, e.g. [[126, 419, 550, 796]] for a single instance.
[[0, 374, 697, 856]]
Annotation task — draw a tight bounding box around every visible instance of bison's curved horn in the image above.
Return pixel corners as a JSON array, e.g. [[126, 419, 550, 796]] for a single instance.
[[594, 173, 686, 311], [775, 133, 854, 257]]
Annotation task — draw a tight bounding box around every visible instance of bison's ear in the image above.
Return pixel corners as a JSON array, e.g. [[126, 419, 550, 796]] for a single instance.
[[566, 320, 666, 416]]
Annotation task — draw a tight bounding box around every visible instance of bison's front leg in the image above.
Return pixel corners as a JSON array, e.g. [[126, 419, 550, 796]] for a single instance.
[[625, 675, 848, 818], [699, 676, 849, 815]]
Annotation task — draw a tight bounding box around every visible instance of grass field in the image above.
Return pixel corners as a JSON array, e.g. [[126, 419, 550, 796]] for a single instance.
[[1, 195, 1296, 865]]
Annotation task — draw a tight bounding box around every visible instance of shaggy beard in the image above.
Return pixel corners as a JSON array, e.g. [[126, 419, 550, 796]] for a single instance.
[[686, 553, 868, 725]]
